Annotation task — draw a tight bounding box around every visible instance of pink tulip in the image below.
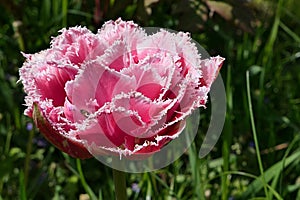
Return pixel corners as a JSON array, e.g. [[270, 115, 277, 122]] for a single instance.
[[19, 18, 224, 159]]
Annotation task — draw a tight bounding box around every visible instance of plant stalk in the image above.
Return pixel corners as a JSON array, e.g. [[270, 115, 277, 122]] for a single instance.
[[112, 168, 127, 200]]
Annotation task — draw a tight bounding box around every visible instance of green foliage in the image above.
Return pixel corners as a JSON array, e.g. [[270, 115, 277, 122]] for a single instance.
[[0, 0, 300, 199]]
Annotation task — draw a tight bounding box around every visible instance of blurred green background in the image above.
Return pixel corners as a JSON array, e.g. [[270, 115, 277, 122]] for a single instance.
[[1, 0, 300, 199]]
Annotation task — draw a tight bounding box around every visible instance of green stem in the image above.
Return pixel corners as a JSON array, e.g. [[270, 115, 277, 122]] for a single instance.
[[76, 159, 97, 200], [246, 71, 269, 199], [62, 0, 68, 27], [24, 127, 34, 187], [19, 171, 27, 200], [112, 168, 127, 200]]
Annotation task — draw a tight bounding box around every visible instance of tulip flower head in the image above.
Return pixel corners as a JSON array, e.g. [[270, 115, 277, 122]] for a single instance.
[[19, 19, 224, 171]]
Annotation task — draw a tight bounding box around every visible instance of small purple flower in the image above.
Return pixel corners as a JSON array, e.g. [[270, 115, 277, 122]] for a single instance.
[[33, 137, 48, 148], [249, 141, 255, 148], [131, 183, 140, 193], [26, 122, 33, 131]]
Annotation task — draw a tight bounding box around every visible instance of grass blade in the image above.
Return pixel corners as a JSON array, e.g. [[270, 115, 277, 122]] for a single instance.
[[241, 150, 300, 198], [246, 71, 269, 198]]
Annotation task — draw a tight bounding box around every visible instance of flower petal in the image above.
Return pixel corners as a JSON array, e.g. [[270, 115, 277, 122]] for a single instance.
[[33, 103, 92, 159]]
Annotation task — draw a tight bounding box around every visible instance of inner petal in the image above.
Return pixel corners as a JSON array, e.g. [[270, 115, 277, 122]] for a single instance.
[[35, 67, 71, 107], [136, 83, 162, 101]]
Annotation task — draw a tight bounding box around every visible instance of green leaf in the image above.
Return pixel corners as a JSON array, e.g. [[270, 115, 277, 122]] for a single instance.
[[241, 150, 300, 198]]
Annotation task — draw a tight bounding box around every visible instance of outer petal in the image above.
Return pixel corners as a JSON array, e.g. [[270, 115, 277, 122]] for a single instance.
[[199, 56, 225, 88], [32, 103, 92, 159], [20, 50, 74, 116]]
